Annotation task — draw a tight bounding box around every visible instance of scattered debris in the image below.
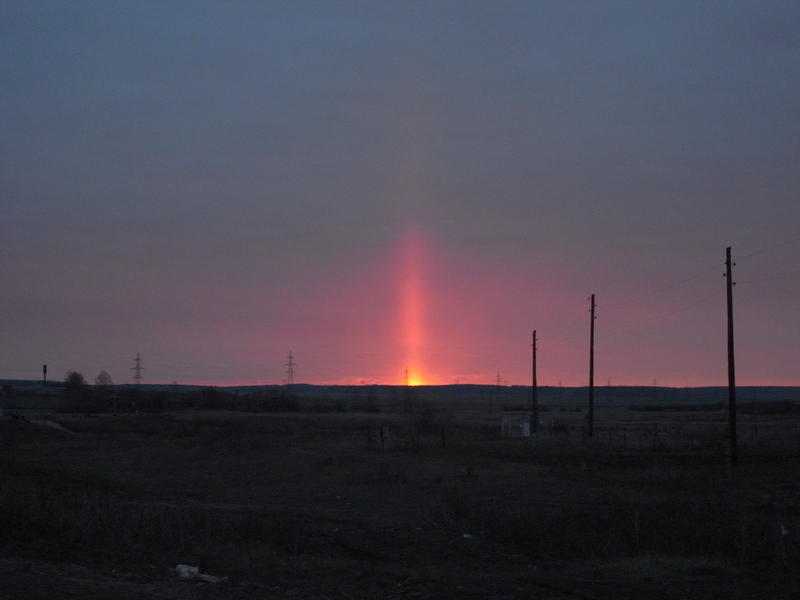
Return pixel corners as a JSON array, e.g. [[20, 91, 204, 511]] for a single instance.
[[174, 564, 227, 583], [29, 420, 75, 434], [176, 565, 199, 579]]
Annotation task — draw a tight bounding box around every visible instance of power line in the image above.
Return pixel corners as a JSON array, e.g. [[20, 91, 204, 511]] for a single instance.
[[738, 273, 800, 284], [548, 314, 585, 341], [605, 262, 723, 309], [604, 288, 725, 323], [734, 235, 800, 262], [147, 363, 266, 370], [598, 235, 800, 315]]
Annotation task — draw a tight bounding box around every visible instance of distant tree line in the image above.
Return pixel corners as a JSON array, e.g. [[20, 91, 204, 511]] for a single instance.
[[57, 371, 383, 414]]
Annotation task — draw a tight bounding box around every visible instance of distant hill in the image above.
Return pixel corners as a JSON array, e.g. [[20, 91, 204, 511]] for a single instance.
[[230, 383, 800, 407], [3, 380, 799, 410]]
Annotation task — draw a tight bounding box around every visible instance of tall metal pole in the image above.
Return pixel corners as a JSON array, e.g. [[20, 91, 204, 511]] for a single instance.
[[531, 330, 538, 434], [726, 247, 737, 466], [588, 294, 596, 438]]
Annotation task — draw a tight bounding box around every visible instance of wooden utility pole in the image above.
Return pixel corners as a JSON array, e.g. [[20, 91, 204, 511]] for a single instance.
[[531, 330, 538, 434], [726, 247, 738, 466], [588, 294, 596, 438]]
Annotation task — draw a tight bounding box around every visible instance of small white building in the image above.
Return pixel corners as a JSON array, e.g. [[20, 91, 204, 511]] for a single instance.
[[501, 416, 531, 437]]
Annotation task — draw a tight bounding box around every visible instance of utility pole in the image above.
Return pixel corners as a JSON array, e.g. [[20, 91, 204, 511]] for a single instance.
[[403, 366, 410, 386], [588, 294, 596, 438], [531, 330, 538, 434], [131, 353, 144, 388], [42, 364, 47, 386], [725, 247, 738, 466]]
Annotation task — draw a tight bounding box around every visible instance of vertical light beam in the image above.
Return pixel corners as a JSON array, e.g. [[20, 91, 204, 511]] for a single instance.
[[400, 230, 425, 385]]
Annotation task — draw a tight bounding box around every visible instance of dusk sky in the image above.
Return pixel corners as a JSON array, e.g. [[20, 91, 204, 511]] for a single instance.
[[2, 1, 798, 388]]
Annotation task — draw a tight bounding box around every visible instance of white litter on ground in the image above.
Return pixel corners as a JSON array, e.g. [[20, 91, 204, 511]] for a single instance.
[[175, 564, 227, 583], [30, 420, 75, 434]]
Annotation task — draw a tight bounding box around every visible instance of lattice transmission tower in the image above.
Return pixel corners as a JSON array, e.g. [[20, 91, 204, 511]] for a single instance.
[[131, 352, 145, 387], [284, 351, 296, 388]]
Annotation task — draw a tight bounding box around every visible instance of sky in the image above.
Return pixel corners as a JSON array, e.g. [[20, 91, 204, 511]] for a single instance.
[[2, 1, 799, 388]]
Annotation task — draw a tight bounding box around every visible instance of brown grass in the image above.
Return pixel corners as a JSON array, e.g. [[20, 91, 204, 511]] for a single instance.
[[2, 407, 800, 597]]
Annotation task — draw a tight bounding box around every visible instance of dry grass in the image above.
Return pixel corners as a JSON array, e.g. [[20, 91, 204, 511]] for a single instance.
[[2, 407, 800, 597]]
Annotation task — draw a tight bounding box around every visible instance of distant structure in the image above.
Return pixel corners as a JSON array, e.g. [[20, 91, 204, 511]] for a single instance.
[[531, 330, 538, 434], [588, 293, 596, 437], [284, 352, 296, 388], [403, 366, 410, 386], [131, 352, 145, 387], [495, 372, 503, 404]]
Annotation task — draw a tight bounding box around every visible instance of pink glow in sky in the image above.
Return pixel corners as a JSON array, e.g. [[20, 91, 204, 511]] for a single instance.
[[1, 2, 798, 388], [399, 229, 427, 385]]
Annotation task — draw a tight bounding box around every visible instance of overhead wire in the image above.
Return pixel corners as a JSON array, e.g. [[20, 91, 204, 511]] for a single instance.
[[547, 314, 586, 342], [732, 235, 800, 286], [545, 261, 725, 344], [603, 288, 725, 323], [738, 273, 800, 284], [594, 234, 800, 324], [604, 262, 723, 310], [149, 363, 266, 370], [734, 235, 800, 262]]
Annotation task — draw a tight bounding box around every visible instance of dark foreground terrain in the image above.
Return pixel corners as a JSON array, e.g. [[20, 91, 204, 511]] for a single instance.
[[2, 408, 799, 599]]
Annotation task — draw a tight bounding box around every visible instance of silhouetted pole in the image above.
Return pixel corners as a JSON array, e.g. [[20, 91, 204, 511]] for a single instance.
[[588, 294, 596, 438], [42, 364, 47, 386], [531, 330, 538, 434], [726, 247, 738, 466]]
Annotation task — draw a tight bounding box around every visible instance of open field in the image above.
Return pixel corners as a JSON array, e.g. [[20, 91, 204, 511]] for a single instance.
[[2, 405, 800, 599]]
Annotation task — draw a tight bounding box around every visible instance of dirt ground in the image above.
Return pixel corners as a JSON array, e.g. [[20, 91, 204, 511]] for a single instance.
[[3, 545, 798, 599], [2, 409, 799, 599]]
